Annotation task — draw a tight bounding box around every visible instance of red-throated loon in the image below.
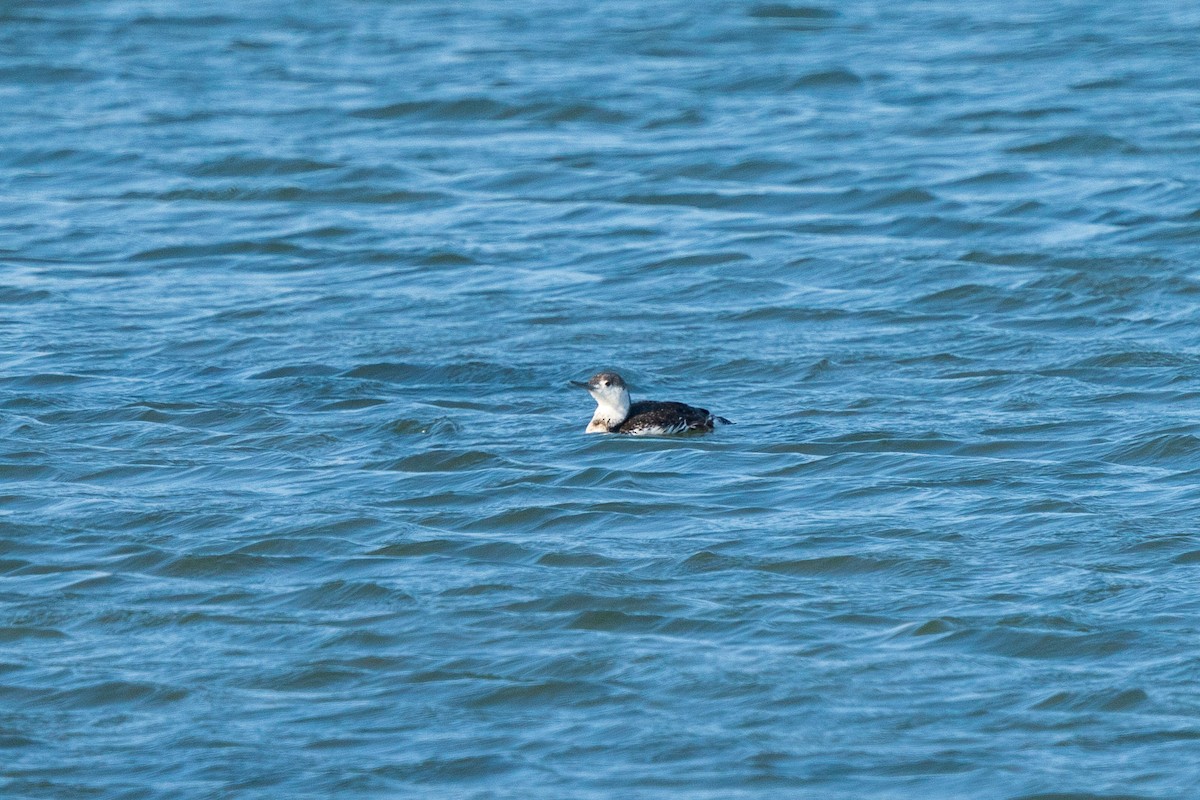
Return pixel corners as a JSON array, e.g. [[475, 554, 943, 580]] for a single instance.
[[570, 371, 733, 434]]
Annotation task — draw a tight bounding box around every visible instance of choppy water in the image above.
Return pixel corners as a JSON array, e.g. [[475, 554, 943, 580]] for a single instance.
[[4, 1, 1200, 797]]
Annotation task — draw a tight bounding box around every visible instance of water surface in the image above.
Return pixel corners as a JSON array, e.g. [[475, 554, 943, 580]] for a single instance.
[[3, 1, 1200, 797]]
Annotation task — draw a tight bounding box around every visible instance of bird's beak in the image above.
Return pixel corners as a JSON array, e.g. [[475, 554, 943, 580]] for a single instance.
[[569, 380, 590, 389]]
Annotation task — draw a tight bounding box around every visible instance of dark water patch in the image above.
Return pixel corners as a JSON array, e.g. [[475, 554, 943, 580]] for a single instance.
[[465, 679, 611, 710], [1103, 434, 1200, 468], [342, 360, 531, 386], [1071, 351, 1197, 369], [351, 97, 630, 126], [2, 372, 93, 388], [285, 572, 412, 610], [952, 106, 1079, 122], [123, 187, 449, 205], [440, 583, 516, 597], [384, 417, 460, 436], [758, 554, 922, 576], [255, 664, 372, 692], [504, 591, 673, 617], [1007, 133, 1140, 155], [0, 734, 38, 748], [0, 557, 31, 574], [884, 214, 1017, 238], [749, 4, 837, 19], [417, 250, 477, 266], [556, 466, 635, 488], [644, 252, 750, 271], [904, 618, 959, 637], [382, 490, 489, 511], [0, 287, 53, 304], [542, 102, 631, 125], [61, 573, 123, 592], [995, 199, 1047, 217], [960, 250, 1047, 266], [127, 404, 288, 434], [945, 170, 1033, 187], [0, 64, 98, 85], [154, 552, 306, 580], [458, 540, 538, 564], [129, 240, 318, 263], [126, 13, 239, 28], [318, 397, 387, 411], [1124, 222, 1200, 243], [934, 627, 1137, 660], [36, 405, 158, 426], [369, 539, 463, 558], [287, 225, 360, 241], [721, 305, 854, 324], [235, 520, 381, 553], [379, 753, 519, 783], [350, 97, 516, 120], [1032, 687, 1149, 713], [190, 156, 341, 177], [249, 363, 341, 380], [0, 461, 57, 480], [462, 506, 566, 532], [656, 615, 731, 637], [852, 186, 938, 210], [791, 68, 862, 88], [379, 450, 509, 473], [643, 108, 705, 128], [1071, 76, 1130, 90], [767, 431, 961, 457], [679, 550, 744, 573], [913, 283, 1023, 313], [569, 609, 665, 632], [679, 157, 798, 182], [0, 626, 66, 643], [537, 551, 622, 569], [748, 16, 838, 33], [73, 464, 173, 485]]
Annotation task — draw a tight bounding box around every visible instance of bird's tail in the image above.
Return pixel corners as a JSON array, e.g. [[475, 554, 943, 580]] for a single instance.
[[713, 416, 734, 426]]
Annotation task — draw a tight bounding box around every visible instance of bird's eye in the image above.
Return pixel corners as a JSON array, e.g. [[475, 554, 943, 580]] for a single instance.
[[602, 380, 609, 387]]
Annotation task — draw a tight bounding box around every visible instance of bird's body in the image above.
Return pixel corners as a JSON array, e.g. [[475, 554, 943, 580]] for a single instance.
[[571, 371, 732, 435]]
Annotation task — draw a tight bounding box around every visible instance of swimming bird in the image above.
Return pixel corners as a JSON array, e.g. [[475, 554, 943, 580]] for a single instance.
[[571, 371, 732, 434]]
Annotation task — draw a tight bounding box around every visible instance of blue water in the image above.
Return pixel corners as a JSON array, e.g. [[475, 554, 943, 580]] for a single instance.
[[3, 1, 1200, 797]]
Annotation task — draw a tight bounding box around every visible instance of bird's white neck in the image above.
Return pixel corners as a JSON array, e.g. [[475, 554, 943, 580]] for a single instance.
[[586, 389, 630, 433]]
